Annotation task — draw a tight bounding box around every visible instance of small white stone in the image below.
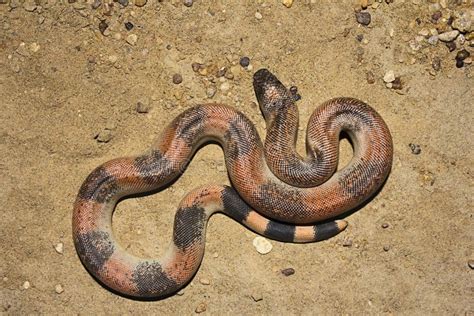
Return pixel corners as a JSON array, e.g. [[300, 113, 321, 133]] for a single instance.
[[219, 81, 230, 92], [439, 0, 447, 9], [428, 35, 439, 45], [23, 281, 30, 289], [54, 242, 63, 254], [438, 30, 459, 42], [282, 0, 293, 8], [126, 34, 138, 45], [253, 236, 273, 254], [383, 70, 396, 83], [255, 12, 262, 20], [108, 55, 118, 63], [418, 29, 429, 37], [199, 278, 210, 285], [29, 42, 40, 52], [55, 284, 64, 294]]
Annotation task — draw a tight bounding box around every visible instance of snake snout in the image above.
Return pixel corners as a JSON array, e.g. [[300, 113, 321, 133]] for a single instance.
[[253, 69, 293, 117]]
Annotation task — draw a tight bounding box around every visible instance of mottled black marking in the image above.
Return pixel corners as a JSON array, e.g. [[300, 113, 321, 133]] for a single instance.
[[175, 106, 207, 143], [75, 231, 114, 273], [221, 186, 251, 223], [134, 150, 174, 185], [173, 206, 207, 250], [77, 166, 119, 203], [224, 113, 259, 161], [314, 222, 340, 241], [263, 221, 295, 242], [332, 99, 375, 129], [132, 261, 178, 297], [255, 183, 308, 223], [338, 159, 382, 200]]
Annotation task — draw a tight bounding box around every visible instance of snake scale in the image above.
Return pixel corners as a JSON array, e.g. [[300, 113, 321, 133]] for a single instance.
[[73, 69, 393, 298]]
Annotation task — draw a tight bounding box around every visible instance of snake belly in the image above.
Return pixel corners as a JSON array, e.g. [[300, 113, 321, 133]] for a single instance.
[[72, 69, 393, 298]]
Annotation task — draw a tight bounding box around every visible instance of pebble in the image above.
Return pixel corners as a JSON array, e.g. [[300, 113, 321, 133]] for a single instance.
[[456, 59, 464, 68], [255, 12, 263, 20], [427, 35, 439, 45], [99, 20, 108, 35], [91, 0, 101, 9], [282, 0, 293, 8], [240, 56, 250, 67], [445, 41, 456, 52], [118, 0, 128, 6], [136, 101, 150, 113], [456, 49, 470, 61], [432, 57, 441, 71], [431, 11, 442, 23], [366, 70, 375, 84], [468, 260, 474, 269], [124, 22, 134, 31], [23, 0, 37, 11], [23, 281, 30, 290], [438, 30, 459, 42], [54, 242, 64, 254], [191, 62, 204, 73], [281, 268, 295, 276], [195, 302, 207, 313], [126, 34, 138, 45], [16, 42, 30, 56], [355, 11, 371, 26], [206, 86, 217, 98], [381, 223, 389, 229], [172, 73, 183, 84], [391, 77, 403, 90], [183, 0, 193, 7], [251, 292, 263, 302], [252, 236, 272, 254], [134, 0, 146, 7], [55, 284, 64, 294], [452, 11, 473, 33], [199, 278, 210, 285], [383, 70, 395, 83], [383, 245, 390, 252], [96, 130, 113, 143], [342, 238, 353, 247], [219, 81, 230, 92], [409, 143, 421, 155]]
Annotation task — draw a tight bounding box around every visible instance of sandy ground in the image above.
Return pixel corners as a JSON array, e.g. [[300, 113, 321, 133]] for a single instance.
[[1, 0, 473, 314]]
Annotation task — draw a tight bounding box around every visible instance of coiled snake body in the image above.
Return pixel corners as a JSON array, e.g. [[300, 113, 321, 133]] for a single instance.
[[73, 69, 393, 298]]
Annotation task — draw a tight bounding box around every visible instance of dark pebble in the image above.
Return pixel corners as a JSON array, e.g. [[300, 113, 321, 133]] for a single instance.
[[383, 245, 390, 252], [456, 59, 464, 68], [342, 239, 353, 247], [447, 16, 454, 26], [68, 0, 76, 3], [99, 20, 108, 35], [409, 143, 421, 155], [289, 86, 301, 101], [183, 0, 193, 7], [391, 77, 403, 90], [366, 71, 375, 84], [172, 73, 183, 84], [239, 56, 250, 67], [381, 223, 389, 229], [456, 49, 470, 61], [118, 0, 128, 6], [432, 57, 441, 71], [445, 41, 456, 52], [281, 268, 295, 276], [192, 62, 203, 72], [124, 21, 134, 31], [136, 101, 150, 113], [385, 0, 393, 3], [431, 11, 442, 23], [356, 34, 364, 42], [355, 11, 371, 26]]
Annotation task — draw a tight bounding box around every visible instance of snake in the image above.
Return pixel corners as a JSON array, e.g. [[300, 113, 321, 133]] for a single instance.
[[73, 69, 393, 298]]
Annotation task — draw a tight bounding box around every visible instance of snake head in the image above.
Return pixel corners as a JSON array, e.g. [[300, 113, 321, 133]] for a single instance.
[[253, 69, 294, 119]]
